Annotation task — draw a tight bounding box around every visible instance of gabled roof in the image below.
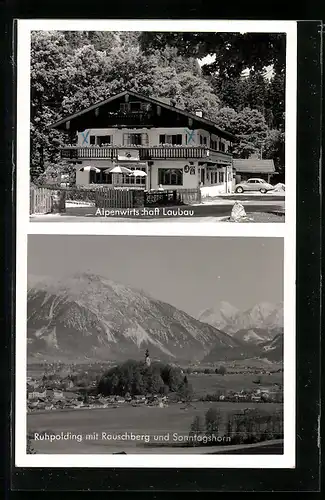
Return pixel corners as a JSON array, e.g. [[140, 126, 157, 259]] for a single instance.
[[49, 90, 235, 141], [233, 159, 275, 173]]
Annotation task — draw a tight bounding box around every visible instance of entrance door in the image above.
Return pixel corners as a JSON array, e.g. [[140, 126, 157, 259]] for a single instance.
[[200, 167, 205, 185]]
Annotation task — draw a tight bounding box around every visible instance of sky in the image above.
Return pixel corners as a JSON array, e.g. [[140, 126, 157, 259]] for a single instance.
[[28, 235, 283, 318]]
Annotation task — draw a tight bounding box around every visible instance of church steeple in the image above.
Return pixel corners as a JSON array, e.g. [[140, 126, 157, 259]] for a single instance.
[[145, 349, 151, 367]]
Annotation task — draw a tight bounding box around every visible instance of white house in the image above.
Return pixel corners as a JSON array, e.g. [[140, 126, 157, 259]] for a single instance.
[[27, 389, 47, 400], [50, 90, 236, 195]]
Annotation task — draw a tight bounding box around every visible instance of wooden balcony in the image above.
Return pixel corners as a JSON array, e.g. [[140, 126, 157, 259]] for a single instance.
[[60, 146, 232, 163], [105, 111, 153, 126]]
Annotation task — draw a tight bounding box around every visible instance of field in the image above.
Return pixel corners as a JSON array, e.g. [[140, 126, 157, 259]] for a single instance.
[[189, 372, 283, 396], [28, 401, 283, 454]]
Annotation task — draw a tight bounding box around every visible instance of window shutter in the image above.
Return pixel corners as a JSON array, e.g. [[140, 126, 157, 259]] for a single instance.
[[123, 133, 131, 146], [142, 133, 149, 146]]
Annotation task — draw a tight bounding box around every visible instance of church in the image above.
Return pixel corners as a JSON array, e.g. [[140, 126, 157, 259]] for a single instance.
[[50, 90, 236, 195]]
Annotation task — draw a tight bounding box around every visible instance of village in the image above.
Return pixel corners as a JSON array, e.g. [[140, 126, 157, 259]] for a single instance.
[[27, 368, 283, 413]]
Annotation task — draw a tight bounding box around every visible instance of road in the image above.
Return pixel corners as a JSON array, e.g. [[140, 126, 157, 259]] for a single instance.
[[30, 199, 285, 223], [211, 441, 284, 454]]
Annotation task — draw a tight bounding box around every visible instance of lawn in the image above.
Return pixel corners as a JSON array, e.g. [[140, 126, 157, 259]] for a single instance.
[[222, 212, 285, 223]]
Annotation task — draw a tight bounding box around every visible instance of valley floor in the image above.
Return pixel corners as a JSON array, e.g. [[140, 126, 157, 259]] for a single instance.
[[28, 401, 283, 454]]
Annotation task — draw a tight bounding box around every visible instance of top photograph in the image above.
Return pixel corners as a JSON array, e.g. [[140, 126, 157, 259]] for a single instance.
[[24, 26, 293, 223]]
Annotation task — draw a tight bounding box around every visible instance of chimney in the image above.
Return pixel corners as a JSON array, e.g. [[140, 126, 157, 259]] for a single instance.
[[195, 110, 203, 117]]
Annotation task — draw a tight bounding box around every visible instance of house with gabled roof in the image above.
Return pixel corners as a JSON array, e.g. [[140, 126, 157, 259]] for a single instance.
[[49, 90, 236, 194], [233, 158, 277, 184]]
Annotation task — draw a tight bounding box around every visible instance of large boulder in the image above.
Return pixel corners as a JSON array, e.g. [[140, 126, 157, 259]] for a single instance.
[[230, 202, 247, 222]]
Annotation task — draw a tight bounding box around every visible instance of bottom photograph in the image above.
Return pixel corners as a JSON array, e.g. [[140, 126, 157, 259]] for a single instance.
[[25, 235, 284, 455]]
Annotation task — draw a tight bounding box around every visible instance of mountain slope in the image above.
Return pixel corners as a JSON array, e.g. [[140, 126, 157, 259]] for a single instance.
[[198, 301, 239, 332], [259, 334, 283, 361], [198, 301, 283, 343], [27, 273, 244, 362]]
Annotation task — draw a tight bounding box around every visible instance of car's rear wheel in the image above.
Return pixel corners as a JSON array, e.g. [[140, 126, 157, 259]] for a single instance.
[[260, 188, 267, 194], [236, 187, 244, 193]]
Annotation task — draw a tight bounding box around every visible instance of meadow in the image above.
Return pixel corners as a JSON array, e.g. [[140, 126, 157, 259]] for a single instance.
[[189, 372, 283, 396], [28, 401, 283, 454]]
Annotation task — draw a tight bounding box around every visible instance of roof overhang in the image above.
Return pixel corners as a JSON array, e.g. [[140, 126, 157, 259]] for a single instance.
[[48, 90, 236, 141]]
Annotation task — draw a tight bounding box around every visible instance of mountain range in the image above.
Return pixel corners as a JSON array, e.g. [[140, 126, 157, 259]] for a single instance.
[[198, 300, 283, 343], [27, 273, 283, 364], [27, 273, 244, 363]]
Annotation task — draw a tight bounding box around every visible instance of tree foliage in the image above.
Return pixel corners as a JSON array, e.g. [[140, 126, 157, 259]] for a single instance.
[[30, 30, 285, 182], [205, 407, 221, 435], [140, 32, 286, 76], [263, 129, 285, 177], [177, 375, 194, 401], [27, 437, 36, 454], [211, 70, 285, 130], [97, 360, 184, 396], [213, 107, 269, 158], [216, 365, 227, 375], [140, 31, 286, 143]]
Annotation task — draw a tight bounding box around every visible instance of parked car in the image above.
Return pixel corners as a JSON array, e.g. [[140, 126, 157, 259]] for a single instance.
[[235, 178, 274, 194]]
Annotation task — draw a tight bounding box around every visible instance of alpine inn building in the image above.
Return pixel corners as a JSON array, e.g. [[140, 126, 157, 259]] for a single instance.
[[50, 90, 236, 194]]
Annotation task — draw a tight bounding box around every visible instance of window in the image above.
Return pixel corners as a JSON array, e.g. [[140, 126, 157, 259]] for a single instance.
[[89, 135, 111, 146], [89, 170, 112, 184], [219, 141, 226, 152], [200, 135, 208, 145], [219, 171, 225, 183], [97, 135, 111, 146], [120, 101, 150, 113], [121, 166, 147, 186], [211, 139, 218, 150], [129, 102, 142, 112], [158, 168, 183, 186], [123, 133, 148, 146], [159, 134, 182, 145]]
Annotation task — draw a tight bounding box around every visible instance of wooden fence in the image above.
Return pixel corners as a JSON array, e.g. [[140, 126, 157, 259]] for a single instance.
[[39, 185, 137, 209], [177, 188, 202, 205], [30, 187, 53, 214], [144, 188, 201, 207], [94, 188, 134, 209], [30, 186, 202, 213]]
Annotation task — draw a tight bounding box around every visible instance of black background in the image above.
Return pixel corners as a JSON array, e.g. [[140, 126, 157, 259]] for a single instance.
[[1, 4, 322, 494]]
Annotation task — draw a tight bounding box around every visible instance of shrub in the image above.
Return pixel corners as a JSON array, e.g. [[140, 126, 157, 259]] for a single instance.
[[217, 365, 227, 376], [27, 437, 36, 454]]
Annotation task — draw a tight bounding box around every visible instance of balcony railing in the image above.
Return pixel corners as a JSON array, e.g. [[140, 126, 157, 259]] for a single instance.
[[60, 145, 233, 162], [105, 111, 154, 126]]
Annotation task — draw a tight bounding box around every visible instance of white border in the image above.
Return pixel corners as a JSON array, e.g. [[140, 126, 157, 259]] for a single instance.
[[15, 19, 297, 468]]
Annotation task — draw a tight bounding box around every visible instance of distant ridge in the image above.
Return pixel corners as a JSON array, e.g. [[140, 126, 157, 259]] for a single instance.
[[27, 273, 246, 363], [198, 301, 283, 343]]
